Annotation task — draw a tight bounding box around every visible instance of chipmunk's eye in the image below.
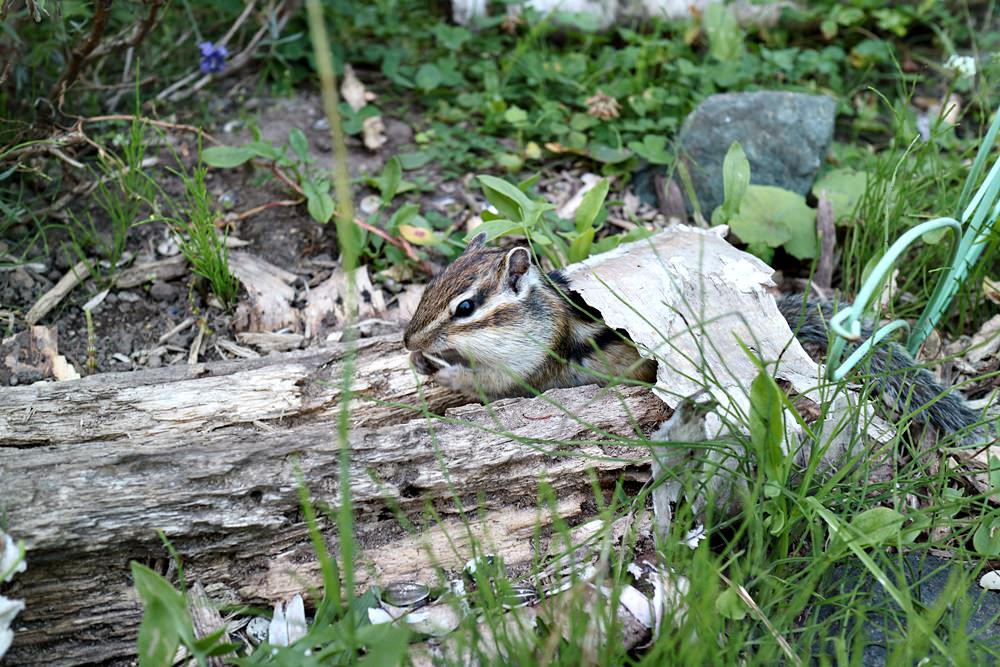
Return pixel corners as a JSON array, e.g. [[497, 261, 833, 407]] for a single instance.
[[454, 299, 475, 318]]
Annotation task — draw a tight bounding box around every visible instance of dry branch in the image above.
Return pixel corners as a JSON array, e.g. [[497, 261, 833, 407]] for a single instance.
[[0, 335, 666, 665]]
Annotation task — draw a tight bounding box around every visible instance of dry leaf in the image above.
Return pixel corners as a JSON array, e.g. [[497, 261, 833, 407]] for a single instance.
[[398, 224, 438, 246], [362, 115, 387, 151], [984, 276, 1000, 305], [340, 64, 367, 112]]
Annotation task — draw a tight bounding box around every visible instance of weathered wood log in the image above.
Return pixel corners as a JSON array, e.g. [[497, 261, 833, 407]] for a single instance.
[[1, 335, 667, 666], [0, 335, 463, 446]]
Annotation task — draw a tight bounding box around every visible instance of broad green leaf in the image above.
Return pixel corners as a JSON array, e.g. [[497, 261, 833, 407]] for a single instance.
[[466, 220, 521, 243], [380, 156, 402, 203], [201, 146, 255, 168], [397, 151, 433, 170], [496, 152, 524, 172], [477, 174, 534, 221], [703, 3, 744, 62], [136, 600, 179, 667], [288, 128, 310, 164], [715, 587, 747, 621], [812, 168, 868, 225], [713, 141, 750, 225], [387, 203, 419, 231], [732, 186, 817, 259], [574, 178, 610, 232], [749, 370, 785, 480], [131, 562, 192, 667], [432, 23, 471, 51], [415, 63, 443, 91], [244, 140, 283, 161], [763, 500, 786, 535], [627, 135, 671, 165], [504, 106, 528, 127], [303, 180, 335, 223], [845, 507, 905, 547], [566, 228, 595, 264], [357, 623, 411, 667], [974, 513, 1000, 556], [518, 172, 541, 192], [591, 227, 653, 254], [589, 144, 632, 164]]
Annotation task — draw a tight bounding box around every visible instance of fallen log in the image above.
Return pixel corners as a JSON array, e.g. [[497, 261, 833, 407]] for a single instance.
[[0, 334, 668, 666]]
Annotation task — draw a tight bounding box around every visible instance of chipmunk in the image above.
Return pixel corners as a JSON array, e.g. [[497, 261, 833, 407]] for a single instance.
[[404, 233, 988, 439]]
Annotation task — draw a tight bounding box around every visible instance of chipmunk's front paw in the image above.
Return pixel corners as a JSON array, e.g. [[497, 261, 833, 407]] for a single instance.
[[432, 362, 477, 396], [409, 351, 440, 376]]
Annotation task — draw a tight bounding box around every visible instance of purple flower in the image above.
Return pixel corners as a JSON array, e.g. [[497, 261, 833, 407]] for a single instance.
[[198, 41, 228, 74]]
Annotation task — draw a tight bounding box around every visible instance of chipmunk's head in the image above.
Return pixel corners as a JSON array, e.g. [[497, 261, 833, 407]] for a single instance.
[[403, 233, 557, 371]]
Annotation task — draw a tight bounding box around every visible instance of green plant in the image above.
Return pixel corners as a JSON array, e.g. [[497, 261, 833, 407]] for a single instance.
[[65, 108, 155, 284], [711, 141, 820, 264], [132, 559, 237, 666], [202, 129, 336, 225], [473, 173, 650, 268], [166, 157, 240, 308]]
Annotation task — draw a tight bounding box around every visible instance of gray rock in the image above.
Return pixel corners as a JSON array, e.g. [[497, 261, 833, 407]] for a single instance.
[[677, 91, 836, 217], [813, 553, 1000, 665], [149, 280, 179, 302]]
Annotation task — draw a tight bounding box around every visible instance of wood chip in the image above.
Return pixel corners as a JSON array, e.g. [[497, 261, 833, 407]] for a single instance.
[[0, 326, 79, 384], [158, 317, 196, 345], [216, 338, 260, 359], [114, 255, 187, 289], [236, 332, 305, 352], [229, 252, 299, 333], [303, 265, 385, 338], [814, 191, 835, 290], [25, 260, 91, 325]]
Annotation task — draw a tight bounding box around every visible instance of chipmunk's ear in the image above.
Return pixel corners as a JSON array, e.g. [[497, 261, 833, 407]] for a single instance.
[[465, 232, 487, 253], [503, 247, 532, 294]]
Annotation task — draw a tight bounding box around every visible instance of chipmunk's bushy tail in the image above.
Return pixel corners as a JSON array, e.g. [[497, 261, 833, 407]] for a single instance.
[[776, 293, 988, 439]]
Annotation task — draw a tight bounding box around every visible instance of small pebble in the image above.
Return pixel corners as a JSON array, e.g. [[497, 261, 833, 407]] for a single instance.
[[117, 291, 141, 303], [245, 616, 269, 645], [149, 280, 178, 302], [146, 354, 163, 369]]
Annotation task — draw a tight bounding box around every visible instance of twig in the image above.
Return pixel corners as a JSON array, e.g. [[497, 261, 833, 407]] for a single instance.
[[220, 0, 259, 45], [814, 191, 836, 290], [81, 115, 219, 143], [353, 218, 432, 274], [222, 199, 303, 225], [158, 317, 196, 345], [51, 0, 113, 105], [269, 162, 304, 197], [79, 75, 157, 91], [188, 318, 208, 364], [26, 261, 92, 325], [0, 130, 87, 162], [718, 572, 802, 667], [91, 0, 165, 57]]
